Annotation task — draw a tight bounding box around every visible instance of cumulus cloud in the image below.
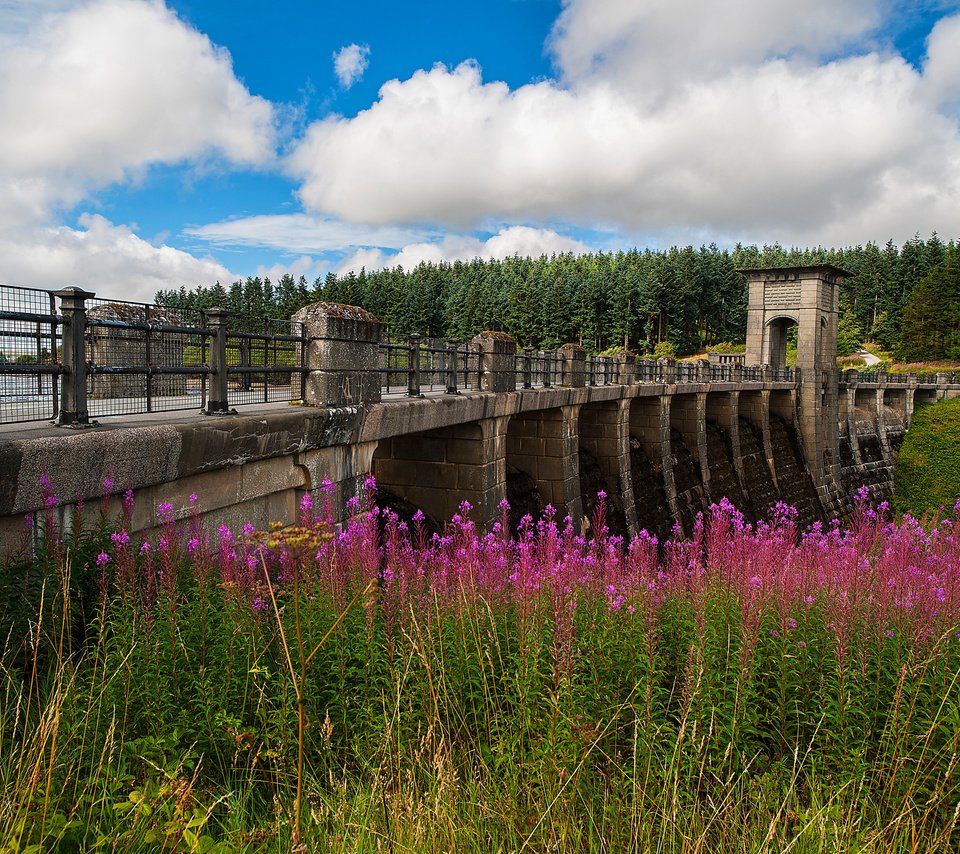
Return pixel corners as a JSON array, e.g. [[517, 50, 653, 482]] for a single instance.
[[0, 215, 235, 301], [923, 13, 960, 108], [286, 0, 960, 249], [0, 0, 277, 300], [0, 0, 275, 229], [333, 43, 370, 88], [335, 225, 591, 274], [548, 0, 882, 96]]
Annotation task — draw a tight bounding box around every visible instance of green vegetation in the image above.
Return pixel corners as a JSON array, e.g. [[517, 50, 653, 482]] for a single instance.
[[157, 233, 958, 359], [894, 396, 960, 517], [3, 484, 960, 851]]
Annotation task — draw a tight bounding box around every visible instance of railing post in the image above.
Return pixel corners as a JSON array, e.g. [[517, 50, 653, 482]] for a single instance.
[[203, 307, 234, 415], [446, 339, 460, 394], [523, 347, 533, 389], [407, 333, 421, 397], [53, 286, 95, 427], [543, 351, 552, 388]]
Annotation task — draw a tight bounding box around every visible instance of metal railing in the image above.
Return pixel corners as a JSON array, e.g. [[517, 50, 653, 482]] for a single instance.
[[6, 283, 959, 425], [0, 285, 308, 425], [0, 286, 62, 424], [379, 335, 482, 396]]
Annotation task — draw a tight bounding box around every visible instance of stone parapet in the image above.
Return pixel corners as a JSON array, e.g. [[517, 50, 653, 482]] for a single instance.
[[657, 357, 677, 384], [611, 351, 637, 385], [473, 331, 517, 393], [292, 302, 382, 407], [560, 343, 586, 388]]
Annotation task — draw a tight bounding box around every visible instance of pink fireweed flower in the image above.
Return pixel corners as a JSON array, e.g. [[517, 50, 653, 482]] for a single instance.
[[156, 502, 174, 521], [300, 491, 314, 525], [96, 552, 111, 567], [189, 493, 198, 504]]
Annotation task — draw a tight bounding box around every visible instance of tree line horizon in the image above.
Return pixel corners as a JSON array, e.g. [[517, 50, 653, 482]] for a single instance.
[[156, 233, 960, 362]]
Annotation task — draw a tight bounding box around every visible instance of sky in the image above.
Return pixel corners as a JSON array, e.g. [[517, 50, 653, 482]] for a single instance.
[[0, 0, 959, 302]]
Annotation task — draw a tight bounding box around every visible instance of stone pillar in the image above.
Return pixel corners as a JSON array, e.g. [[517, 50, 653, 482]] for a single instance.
[[845, 386, 863, 468], [658, 357, 677, 384], [612, 351, 637, 385], [706, 390, 745, 498], [473, 331, 517, 392], [695, 359, 710, 383], [372, 418, 509, 530], [740, 389, 777, 489], [560, 343, 586, 387], [292, 302, 382, 407]]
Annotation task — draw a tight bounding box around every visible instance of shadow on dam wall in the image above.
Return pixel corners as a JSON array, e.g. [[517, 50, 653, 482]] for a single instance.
[[768, 415, 822, 530], [705, 421, 748, 520], [628, 436, 672, 543], [506, 465, 545, 534], [737, 416, 778, 523], [579, 447, 628, 538], [670, 426, 707, 537], [376, 411, 824, 544]]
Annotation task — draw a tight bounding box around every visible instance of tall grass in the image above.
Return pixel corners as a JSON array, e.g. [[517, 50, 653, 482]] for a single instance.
[[2, 481, 960, 851]]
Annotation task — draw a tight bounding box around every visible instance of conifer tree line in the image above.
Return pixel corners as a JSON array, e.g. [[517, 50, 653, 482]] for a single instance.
[[155, 233, 958, 360]]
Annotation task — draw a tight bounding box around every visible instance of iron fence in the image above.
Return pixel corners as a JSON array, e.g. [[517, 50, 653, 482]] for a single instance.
[[226, 318, 306, 407], [379, 335, 482, 396], [6, 283, 957, 426], [0, 285, 62, 424], [0, 285, 308, 425], [84, 296, 212, 418]]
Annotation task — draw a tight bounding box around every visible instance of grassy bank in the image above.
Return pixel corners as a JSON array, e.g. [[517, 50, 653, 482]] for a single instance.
[[2, 487, 960, 851], [894, 396, 960, 517]]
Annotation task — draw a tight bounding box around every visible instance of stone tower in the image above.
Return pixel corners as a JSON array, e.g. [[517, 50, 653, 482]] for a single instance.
[[741, 264, 852, 510]]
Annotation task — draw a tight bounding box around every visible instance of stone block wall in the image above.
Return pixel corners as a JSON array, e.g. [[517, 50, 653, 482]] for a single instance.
[[506, 406, 581, 520]]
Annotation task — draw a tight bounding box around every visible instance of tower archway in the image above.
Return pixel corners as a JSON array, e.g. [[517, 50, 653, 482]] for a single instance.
[[762, 314, 798, 369], [741, 264, 852, 505]]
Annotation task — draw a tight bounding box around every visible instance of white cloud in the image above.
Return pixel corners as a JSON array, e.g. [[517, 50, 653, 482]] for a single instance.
[[923, 13, 960, 108], [0, 0, 275, 229], [548, 0, 882, 97], [286, 1, 960, 249], [333, 43, 370, 88], [0, 215, 235, 302], [336, 225, 591, 274], [186, 213, 434, 253]]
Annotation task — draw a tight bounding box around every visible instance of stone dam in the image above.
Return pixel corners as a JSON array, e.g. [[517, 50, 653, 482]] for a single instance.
[[1, 265, 958, 546]]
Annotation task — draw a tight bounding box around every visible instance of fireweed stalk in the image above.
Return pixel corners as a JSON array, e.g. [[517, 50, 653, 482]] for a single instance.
[[6, 479, 960, 850]]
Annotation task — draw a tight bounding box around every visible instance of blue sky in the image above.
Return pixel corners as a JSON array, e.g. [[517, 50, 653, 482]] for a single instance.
[[0, 0, 958, 301]]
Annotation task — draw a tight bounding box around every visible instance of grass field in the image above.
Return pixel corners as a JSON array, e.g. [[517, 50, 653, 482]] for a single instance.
[[2, 483, 960, 852]]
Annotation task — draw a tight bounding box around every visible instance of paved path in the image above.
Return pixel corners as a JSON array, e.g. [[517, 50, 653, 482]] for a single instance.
[[858, 350, 882, 366]]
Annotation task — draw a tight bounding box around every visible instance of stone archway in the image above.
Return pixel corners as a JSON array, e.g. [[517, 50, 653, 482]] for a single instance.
[[762, 314, 798, 370]]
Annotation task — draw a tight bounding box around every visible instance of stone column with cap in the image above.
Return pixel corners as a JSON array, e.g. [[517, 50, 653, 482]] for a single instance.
[[291, 302, 382, 407], [472, 331, 517, 392], [560, 343, 586, 388]]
